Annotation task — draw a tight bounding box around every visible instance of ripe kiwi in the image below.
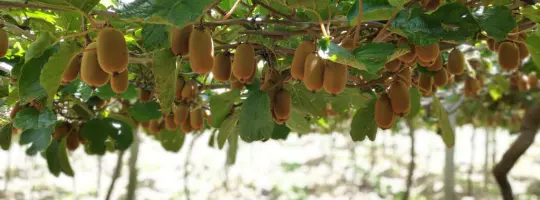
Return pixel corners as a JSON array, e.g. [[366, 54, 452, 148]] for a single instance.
[[66, 130, 80, 151], [174, 103, 189, 126], [232, 44, 256, 81], [517, 42, 529, 60], [190, 108, 203, 130], [81, 42, 110, 87], [528, 72, 537, 88], [415, 43, 439, 63], [396, 67, 412, 87], [341, 38, 355, 51], [182, 115, 193, 133], [375, 94, 396, 129], [62, 56, 81, 83], [417, 58, 434, 67], [427, 55, 443, 72], [487, 39, 496, 51], [53, 122, 70, 139], [188, 27, 214, 74], [397, 38, 416, 63], [10, 103, 22, 119], [231, 80, 245, 90], [148, 119, 161, 134], [498, 42, 520, 71], [507, 27, 519, 41], [433, 68, 448, 87], [174, 76, 185, 101], [388, 80, 410, 115], [468, 59, 481, 70], [447, 48, 465, 75], [518, 76, 529, 91], [0, 29, 7, 58], [181, 80, 199, 101], [212, 53, 232, 82], [97, 27, 128, 74], [418, 73, 433, 94], [323, 62, 347, 95], [303, 53, 326, 92], [141, 121, 150, 129], [384, 59, 401, 72], [95, 98, 107, 109], [424, 0, 441, 11], [139, 88, 152, 102], [260, 69, 280, 92], [243, 63, 257, 84], [291, 41, 316, 80], [165, 113, 177, 131], [111, 69, 129, 94], [171, 24, 193, 56], [273, 89, 291, 120]]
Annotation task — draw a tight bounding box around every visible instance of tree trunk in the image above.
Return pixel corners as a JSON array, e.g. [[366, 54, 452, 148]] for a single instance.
[[484, 128, 491, 191], [493, 102, 540, 200], [402, 119, 416, 200], [105, 151, 125, 200], [468, 129, 476, 196], [444, 113, 457, 200], [125, 130, 140, 200]]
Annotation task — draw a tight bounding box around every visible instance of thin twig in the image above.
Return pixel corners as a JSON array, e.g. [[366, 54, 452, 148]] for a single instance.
[[252, 0, 293, 20], [105, 151, 125, 200], [352, 0, 363, 47], [373, 9, 399, 43], [223, 0, 241, 20], [0, 20, 36, 40]]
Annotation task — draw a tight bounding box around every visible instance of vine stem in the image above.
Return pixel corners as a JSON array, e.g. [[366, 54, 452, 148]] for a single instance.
[[0, 20, 36, 40], [60, 28, 97, 40], [352, 0, 363, 47], [223, 0, 242, 20], [373, 9, 399, 43]]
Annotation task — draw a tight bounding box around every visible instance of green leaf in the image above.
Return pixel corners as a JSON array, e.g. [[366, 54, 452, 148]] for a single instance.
[[26, 18, 56, 33], [0, 77, 9, 98], [432, 95, 455, 148], [226, 127, 238, 166], [472, 6, 516, 41], [388, 0, 410, 8], [348, 0, 397, 24], [406, 87, 421, 119], [318, 42, 366, 70], [218, 110, 239, 149], [57, 13, 82, 32], [286, 110, 310, 134], [142, 24, 170, 50], [19, 47, 57, 103], [117, 0, 215, 27], [391, 7, 440, 45], [13, 107, 57, 130], [20, 126, 53, 155], [30, 0, 100, 12], [210, 89, 241, 128], [350, 98, 377, 142], [58, 137, 74, 176], [25, 32, 56, 61], [428, 3, 480, 42], [128, 102, 162, 122], [45, 139, 61, 176], [239, 91, 274, 142], [159, 129, 185, 152], [522, 7, 540, 23], [323, 88, 371, 112], [271, 124, 290, 140], [120, 84, 138, 100], [95, 84, 116, 100], [40, 41, 81, 107], [152, 49, 177, 114], [287, 84, 326, 117], [526, 34, 540, 74], [0, 123, 13, 150], [353, 43, 397, 74], [81, 118, 133, 155]]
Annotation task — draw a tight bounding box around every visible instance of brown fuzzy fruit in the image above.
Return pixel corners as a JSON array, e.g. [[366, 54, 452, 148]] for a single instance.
[[375, 94, 396, 129], [62, 56, 81, 83], [498, 42, 520, 71], [66, 130, 80, 151], [291, 41, 316, 80], [303, 53, 326, 92], [111, 69, 129, 94], [397, 67, 412, 87], [0, 29, 7, 58], [323, 62, 347, 95], [141, 121, 150, 129], [165, 114, 177, 131], [433, 68, 448, 87], [232, 44, 256, 81], [415, 43, 439, 63], [97, 27, 128, 74], [341, 38, 355, 51], [231, 80, 245, 90], [10, 103, 22, 119], [190, 108, 203, 130], [174, 103, 190, 126], [528, 72, 537, 88], [171, 24, 193, 56], [464, 77, 481, 96], [181, 80, 198, 101], [517, 42, 529, 60], [149, 119, 161, 134], [518, 76, 529, 91], [397, 38, 416, 63], [260, 69, 280, 92], [243, 63, 257, 84], [417, 58, 434, 67], [95, 99, 107, 109], [81, 42, 110, 87], [424, 0, 442, 11], [468, 59, 481, 70], [507, 27, 519, 41], [384, 59, 401, 72], [487, 39, 496, 51], [139, 89, 152, 102], [174, 76, 185, 101], [447, 48, 465, 75], [182, 115, 193, 133], [427, 55, 443, 72], [188, 27, 214, 74], [273, 89, 291, 120], [53, 122, 70, 139], [212, 53, 232, 82], [418, 73, 434, 94], [388, 80, 410, 114]]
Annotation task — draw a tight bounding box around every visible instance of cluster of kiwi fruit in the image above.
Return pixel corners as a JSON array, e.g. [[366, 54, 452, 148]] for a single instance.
[[510, 72, 538, 91], [171, 24, 215, 75], [63, 27, 129, 94], [291, 40, 347, 95], [52, 121, 86, 151], [487, 27, 529, 71]]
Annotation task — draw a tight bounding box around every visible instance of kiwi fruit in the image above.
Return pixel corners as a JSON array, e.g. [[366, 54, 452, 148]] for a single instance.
[[517, 42, 529, 60], [433, 68, 448, 87], [384, 59, 401, 72], [464, 77, 481, 96], [231, 80, 245, 90], [447, 48, 465, 75], [424, 0, 441, 11], [190, 108, 203, 130], [182, 115, 193, 133], [0, 29, 7, 58], [174, 103, 190, 126], [388, 80, 410, 115], [291, 41, 316, 80], [149, 119, 161, 134], [507, 27, 519, 41], [427, 55, 443, 71], [10, 103, 22, 119], [415, 43, 439, 63], [53, 122, 70, 139], [111, 69, 129, 94], [528, 72, 537, 88], [212, 53, 232, 82], [417, 58, 434, 67], [418, 73, 433, 94], [303, 53, 326, 92], [141, 121, 150, 129], [487, 39, 496, 51], [517, 76, 529, 91], [323, 62, 347, 95], [397, 38, 416, 63], [81, 42, 110, 87], [396, 67, 412, 87], [165, 113, 177, 131], [139, 88, 152, 102], [175, 76, 185, 101], [181, 80, 199, 101], [243, 63, 257, 84], [341, 38, 355, 51], [273, 89, 291, 120], [232, 44, 256, 81], [95, 98, 107, 109], [188, 27, 214, 74], [62, 56, 81, 83], [375, 94, 396, 129], [498, 42, 520, 71], [468, 59, 481, 70], [66, 130, 80, 151], [260, 69, 280, 92], [171, 24, 193, 56], [97, 27, 128, 74], [447, 75, 454, 85]]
